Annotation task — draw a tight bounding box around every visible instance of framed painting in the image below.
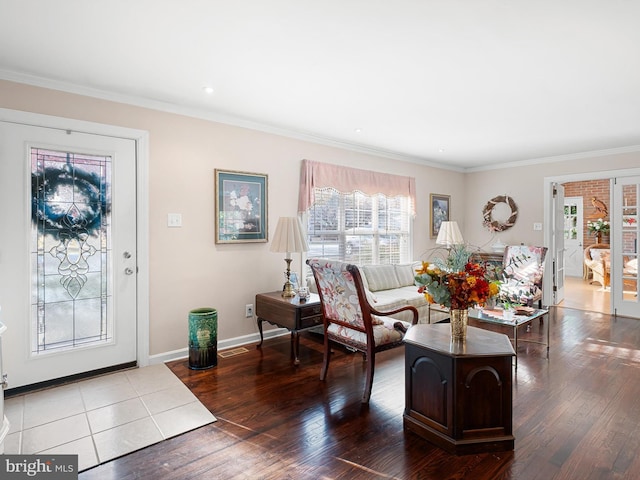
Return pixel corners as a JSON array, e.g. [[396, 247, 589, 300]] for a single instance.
[[430, 193, 450, 238], [215, 169, 268, 243]]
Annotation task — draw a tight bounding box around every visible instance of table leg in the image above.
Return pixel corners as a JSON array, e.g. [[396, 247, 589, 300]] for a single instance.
[[291, 330, 300, 366], [546, 309, 551, 359], [256, 317, 264, 348], [513, 324, 518, 370]]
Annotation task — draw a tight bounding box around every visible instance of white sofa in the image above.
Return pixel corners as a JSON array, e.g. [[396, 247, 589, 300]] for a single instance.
[[307, 262, 447, 324]]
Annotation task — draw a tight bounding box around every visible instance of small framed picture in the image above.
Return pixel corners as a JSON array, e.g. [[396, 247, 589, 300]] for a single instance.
[[430, 194, 450, 238], [215, 169, 268, 244], [289, 272, 299, 290]]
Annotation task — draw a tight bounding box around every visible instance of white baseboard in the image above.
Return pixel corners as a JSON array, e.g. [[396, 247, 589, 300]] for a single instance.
[[148, 328, 290, 365]]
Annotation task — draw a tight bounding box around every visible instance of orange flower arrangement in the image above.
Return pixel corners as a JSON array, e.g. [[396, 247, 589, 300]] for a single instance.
[[415, 247, 500, 310]]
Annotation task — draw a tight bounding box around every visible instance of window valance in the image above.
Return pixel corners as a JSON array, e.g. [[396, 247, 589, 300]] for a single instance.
[[297, 159, 416, 216]]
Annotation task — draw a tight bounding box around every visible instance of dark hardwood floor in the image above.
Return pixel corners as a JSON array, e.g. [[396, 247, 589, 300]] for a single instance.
[[79, 307, 640, 479]]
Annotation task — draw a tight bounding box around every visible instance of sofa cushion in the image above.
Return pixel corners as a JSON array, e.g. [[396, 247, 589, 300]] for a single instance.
[[361, 264, 401, 291], [393, 285, 427, 307], [367, 290, 409, 311], [394, 263, 417, 287]]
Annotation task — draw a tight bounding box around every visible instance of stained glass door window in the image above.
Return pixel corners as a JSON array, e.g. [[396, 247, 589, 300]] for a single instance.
[[31, 148, 112, 355]]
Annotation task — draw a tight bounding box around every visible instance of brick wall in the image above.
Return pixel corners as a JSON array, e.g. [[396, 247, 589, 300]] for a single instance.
[[563, 179, 610, 245]]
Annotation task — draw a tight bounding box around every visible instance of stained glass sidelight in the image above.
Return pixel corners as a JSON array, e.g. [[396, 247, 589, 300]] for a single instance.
[[31, 148, 112, 354]]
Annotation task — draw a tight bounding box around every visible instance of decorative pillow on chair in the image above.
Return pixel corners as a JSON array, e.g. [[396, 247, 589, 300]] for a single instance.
[[394, 263, 417, 287]]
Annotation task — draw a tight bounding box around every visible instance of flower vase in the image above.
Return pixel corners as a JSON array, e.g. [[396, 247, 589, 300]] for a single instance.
[[596, 232, 602, 244], [450, 309, 468, 341]]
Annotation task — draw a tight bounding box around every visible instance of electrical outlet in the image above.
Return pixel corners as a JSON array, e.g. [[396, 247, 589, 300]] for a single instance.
[[245, 304, 254, 318]]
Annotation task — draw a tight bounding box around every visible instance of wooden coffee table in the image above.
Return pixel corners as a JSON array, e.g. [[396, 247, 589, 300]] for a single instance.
[[468, 307, 550, 368]]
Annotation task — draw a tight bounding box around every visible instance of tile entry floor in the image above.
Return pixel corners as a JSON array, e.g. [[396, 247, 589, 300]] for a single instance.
[[2, 363, 216, 472]]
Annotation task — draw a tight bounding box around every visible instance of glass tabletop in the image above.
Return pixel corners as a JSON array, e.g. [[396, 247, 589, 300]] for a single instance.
[[468, 307, 549, 327]]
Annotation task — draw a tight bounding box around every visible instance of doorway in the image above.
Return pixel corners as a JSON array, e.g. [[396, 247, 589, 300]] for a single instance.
[[544, 169, 640, 318], [562, 182, 609, 314], [563, 196, 584, 277], [0, 109, 149, 390]]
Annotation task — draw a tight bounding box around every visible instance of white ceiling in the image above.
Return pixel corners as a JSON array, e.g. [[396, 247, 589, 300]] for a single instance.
[[1, 1, 639, 171]]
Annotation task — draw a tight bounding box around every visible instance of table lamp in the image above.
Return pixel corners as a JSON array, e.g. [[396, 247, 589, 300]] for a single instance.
[[436, 221, 464, 249], [270, 216, 309, 297]]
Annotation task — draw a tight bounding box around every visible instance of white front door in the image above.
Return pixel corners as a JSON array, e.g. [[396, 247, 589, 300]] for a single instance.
[[563, 196, 584, 277], [612, 176, 639, 318], [0, 121, 138, 389]]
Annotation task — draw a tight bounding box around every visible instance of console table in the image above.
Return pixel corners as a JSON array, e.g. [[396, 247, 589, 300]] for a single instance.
[[255, 291, 322, 365], [403, 324, 515, 454]]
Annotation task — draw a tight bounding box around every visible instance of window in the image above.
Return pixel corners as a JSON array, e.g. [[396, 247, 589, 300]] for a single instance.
[[307, 187, 412, 265], [31, 148, 112, 354]]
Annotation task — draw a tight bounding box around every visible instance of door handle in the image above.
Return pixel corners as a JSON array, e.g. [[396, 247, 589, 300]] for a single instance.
[[124, 267, 135, 275]]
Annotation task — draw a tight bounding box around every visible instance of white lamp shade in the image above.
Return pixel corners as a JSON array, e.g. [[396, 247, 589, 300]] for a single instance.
[[270, 217, 309, 255], [436, 221, 464, 246]]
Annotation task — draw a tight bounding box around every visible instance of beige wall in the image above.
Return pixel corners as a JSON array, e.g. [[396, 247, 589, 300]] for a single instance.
[[0, 80, 466, 357], [463, 153, 640, 252]]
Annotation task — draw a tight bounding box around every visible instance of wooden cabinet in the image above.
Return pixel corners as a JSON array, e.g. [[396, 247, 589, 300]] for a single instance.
[[403, 324, 515, 454]]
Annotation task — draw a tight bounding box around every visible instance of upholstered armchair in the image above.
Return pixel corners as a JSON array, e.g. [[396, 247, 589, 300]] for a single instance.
[[499, 245, 548, 308], [306, 258, 418, 404], [584, 244, 610, 287]]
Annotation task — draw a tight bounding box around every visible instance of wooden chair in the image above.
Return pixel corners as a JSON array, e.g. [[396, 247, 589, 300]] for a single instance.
[[307, 258, 418, 403]]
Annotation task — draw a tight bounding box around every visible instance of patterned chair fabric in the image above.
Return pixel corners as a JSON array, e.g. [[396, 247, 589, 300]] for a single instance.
[[500, 245, 548, 308], [307, 258, 419, 403]]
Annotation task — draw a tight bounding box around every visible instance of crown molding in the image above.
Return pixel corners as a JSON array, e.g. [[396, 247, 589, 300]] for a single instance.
[[0, 69, 464, 172], [465, 145, 640, 173]]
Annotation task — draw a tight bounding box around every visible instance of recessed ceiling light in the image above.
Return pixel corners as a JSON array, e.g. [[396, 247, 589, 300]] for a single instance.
[[354, 128, 363, 133], [203, 86, 214, 94], [438, 148, 445, 153]]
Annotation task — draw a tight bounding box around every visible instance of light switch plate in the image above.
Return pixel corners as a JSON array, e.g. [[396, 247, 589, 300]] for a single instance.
[[533, 222, 543, 231], [168, 213, 182, 227]]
